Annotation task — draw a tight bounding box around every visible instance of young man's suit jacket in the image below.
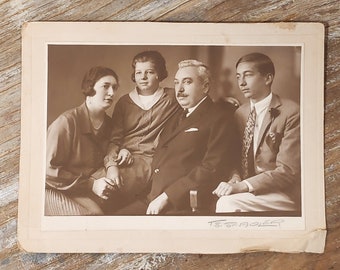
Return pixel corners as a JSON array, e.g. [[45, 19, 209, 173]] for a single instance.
[[147, 96, 239, 212], [235, 93, 301, 204]]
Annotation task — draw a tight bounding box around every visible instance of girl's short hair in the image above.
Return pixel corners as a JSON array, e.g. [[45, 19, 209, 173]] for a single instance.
[[81, 66, 119, 97], [131, 51, 168, 82]]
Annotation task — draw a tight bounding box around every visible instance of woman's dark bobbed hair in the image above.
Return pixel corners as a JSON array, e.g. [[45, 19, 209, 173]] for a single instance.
[[131, 50, 168, 82], [81, 66, 119, 97]]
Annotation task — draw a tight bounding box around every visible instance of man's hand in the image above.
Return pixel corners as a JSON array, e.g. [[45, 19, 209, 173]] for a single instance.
[[212, 181, 248, 198], [212, 182, 233, 197], [106, 165, 123, 188], [92, 177, 116, 200], [115, 149, 133, 166], [146, 192, 169, 215], [228, 173, 242, 184]]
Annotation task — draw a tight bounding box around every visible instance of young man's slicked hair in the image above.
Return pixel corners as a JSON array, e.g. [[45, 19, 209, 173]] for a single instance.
[[236, 52, 275, 77]]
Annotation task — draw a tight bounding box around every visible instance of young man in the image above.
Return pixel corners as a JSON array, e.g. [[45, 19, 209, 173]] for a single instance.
[[213, 53, 301, 213], [116, 59, 238, 215]]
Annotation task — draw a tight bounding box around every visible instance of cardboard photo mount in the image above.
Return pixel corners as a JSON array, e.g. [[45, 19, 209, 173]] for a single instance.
[[18, 22, 326, 253]]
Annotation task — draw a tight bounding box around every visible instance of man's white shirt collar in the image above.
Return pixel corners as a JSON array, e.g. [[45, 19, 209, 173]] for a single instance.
[[250, 92, 273, 114], [186, 96, 208, 117]]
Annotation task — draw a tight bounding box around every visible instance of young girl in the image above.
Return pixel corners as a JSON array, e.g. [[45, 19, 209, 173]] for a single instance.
[[104, 51, 180, 212]]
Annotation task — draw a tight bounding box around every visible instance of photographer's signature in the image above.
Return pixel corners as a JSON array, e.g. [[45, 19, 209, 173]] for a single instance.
[[208, 219, 284, 229]]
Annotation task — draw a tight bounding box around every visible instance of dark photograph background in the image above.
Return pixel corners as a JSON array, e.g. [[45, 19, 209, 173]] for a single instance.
[[47, 45, 301, 125]]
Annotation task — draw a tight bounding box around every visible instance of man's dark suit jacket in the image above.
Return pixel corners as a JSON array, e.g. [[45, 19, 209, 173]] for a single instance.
[[147, 96, 239, 213]]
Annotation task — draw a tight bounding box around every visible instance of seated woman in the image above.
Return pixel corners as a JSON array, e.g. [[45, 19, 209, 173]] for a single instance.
[[104, 51, 180, 212], [45, 66, 119, 215]]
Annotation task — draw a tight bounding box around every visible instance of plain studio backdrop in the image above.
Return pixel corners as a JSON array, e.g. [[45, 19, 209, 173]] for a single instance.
[[47, 45, 301, 126]]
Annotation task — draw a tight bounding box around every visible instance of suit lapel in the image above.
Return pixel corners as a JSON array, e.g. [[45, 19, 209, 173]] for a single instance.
[[158, 97, 212, 147], [256, 94, 281, 152]]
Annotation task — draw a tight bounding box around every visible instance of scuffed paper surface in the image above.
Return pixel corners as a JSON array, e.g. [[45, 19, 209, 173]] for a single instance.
[[18, 22, 326, 253]]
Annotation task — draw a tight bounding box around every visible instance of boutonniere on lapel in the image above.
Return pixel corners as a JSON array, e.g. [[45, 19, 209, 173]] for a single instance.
[[266, 108, 281, 152], [184, 127, 199, 133], [269, 107, 280, 120]]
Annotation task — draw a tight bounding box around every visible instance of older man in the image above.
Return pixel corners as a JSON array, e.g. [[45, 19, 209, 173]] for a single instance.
[[116, 59, 238, 215], [213, 53, 301, 213]]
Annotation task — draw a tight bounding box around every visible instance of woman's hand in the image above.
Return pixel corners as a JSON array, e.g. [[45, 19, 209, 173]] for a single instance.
[[115, 149, 133, 166], [106, 165, 123, 188], [92, 177, 116, 200]]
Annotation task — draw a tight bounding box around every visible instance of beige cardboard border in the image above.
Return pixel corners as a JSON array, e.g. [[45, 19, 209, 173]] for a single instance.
[[18, 22, 325, 253]]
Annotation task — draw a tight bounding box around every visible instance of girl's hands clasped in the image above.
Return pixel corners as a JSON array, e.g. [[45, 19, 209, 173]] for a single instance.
[[116, 149, 133, 166]]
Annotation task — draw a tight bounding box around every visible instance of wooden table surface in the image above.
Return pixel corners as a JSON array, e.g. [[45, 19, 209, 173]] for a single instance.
[[0, 0, 339, 269]]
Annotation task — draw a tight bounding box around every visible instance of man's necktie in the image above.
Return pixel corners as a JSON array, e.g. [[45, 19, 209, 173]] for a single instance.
[[241, 107, 256, 179], [177, 109, 188, 126]]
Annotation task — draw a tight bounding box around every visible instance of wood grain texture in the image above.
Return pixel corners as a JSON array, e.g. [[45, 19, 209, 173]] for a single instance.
[[0, 0, 339, 269]]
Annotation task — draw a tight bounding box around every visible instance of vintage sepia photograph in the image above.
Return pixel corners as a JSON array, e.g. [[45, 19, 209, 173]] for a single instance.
[[18, 22, 325, 253], [46, 45, 302, 217]]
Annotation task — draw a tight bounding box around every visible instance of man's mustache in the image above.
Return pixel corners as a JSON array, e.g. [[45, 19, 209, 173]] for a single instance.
[[177, 93, 188, 98]]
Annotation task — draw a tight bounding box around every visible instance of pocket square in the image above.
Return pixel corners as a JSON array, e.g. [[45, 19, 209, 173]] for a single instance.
[[184, 127, 199, 132]]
